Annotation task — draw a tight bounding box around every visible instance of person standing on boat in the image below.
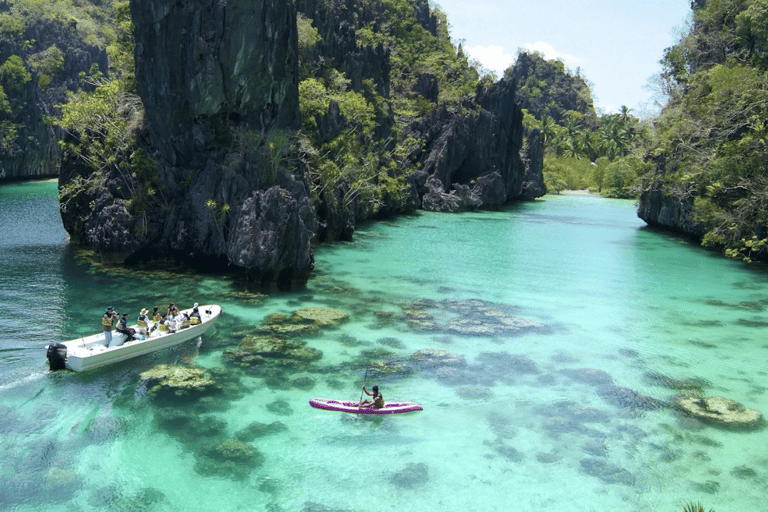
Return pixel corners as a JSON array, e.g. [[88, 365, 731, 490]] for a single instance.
[[360, 385, 384, 409], [102, 307, 117, 346]]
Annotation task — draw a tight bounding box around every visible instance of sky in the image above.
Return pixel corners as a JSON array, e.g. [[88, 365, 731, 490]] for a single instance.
[[433, 0, 693, 116]]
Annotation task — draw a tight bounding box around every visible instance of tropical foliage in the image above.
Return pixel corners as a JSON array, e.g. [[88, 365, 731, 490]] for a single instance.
[[640, 0, 768, 262], [296, 0, 486, 216], [514, 51, 645, 197], [0, 0, 126, 159]]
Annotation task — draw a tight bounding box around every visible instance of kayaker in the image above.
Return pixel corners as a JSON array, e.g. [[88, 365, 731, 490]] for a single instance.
[[102, 306, 117, 346], [360, 385, 384, 409]]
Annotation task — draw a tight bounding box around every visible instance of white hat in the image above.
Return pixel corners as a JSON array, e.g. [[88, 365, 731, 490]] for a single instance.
[[194, 303, 199, 308]]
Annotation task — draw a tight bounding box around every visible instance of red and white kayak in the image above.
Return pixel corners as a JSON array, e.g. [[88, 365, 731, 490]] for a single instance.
[[309, 398, 423, 414]]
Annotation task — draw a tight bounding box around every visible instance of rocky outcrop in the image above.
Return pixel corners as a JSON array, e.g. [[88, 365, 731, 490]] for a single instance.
[[412, 78, 544, 212], [102, 0, 315, 287], [637, 181, 705, 238], [131, 0, 299, 167], [57, 0, 543, 288], [675, 395, 764, 431]]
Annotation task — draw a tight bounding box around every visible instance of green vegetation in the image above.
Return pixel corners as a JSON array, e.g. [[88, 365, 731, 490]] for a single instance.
[[4, 0, 120, 48], [0, 0, 127, 161], [681, 501, 714, 512], [0, 54, 32, 150], [296, 0, 485, 216], [640, 0, 768, 262], [55, 1, 159, 222], [27, 45, 65, 89]]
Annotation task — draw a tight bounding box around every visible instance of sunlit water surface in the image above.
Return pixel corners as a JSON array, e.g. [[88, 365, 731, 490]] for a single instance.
[[1, 181, 766, 512]]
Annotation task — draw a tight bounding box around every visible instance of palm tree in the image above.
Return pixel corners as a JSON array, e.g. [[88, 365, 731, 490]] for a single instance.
[[619, 105, 632, 122]]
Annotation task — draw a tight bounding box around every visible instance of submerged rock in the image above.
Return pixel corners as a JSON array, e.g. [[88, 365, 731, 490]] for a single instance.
[[560, 368, 614, 386], [400, 298, 546, 337], [644, 371, 708, 394], [266, 399, 294, 416], [389, 462, 429, 489], [292, 307, 349, 325], [675, 396, 764, 431], [139, 364, 219, 397], [194, 439, 263, 480], [579, 458, 635, 486], [597, 385, 665, 412], [410, 349, 466, 369], [235, 421, 288, 442]]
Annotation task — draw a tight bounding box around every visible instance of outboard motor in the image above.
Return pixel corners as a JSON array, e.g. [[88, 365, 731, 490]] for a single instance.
[[46, 343, 67, 371]]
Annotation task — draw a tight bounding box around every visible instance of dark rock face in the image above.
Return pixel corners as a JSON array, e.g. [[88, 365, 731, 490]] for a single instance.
[[226, 175, 316, 285], [75, 0, 316, 287], [637, 180, 705, 238], [413, 78, 543, 212], [57, 0, 543, 287], [131, 0, 299, 167]]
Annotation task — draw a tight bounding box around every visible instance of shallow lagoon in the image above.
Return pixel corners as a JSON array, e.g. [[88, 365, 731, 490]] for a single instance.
[[1, 182, 767, 511]]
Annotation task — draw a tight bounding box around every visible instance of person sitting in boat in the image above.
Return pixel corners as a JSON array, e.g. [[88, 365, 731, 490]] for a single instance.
[[102, 306, 117, 346], [189, 303, 202, 325], [136, 309, 150, 336], [360, 385, 384, 409], [151, 306, 162, 322], [115, 312, 136, 341], [179, 313, 191, 329], [157, 318, 171, 334]]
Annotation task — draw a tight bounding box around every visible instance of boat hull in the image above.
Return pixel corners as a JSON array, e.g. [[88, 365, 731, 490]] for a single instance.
[[50, 305, 221, 372], [309, 398, 423, 414]]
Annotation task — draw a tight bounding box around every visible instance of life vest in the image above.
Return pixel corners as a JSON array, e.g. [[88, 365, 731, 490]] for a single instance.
[[190, 315, 201, 325], [137, 316, 148, 328], [102, 314, 114, 328], [152, 313, 161, 322], [158, 322, 169, 332]]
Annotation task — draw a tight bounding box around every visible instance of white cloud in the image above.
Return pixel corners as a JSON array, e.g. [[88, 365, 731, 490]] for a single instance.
[[465, 45, 515, 76], [523, 42, 583, 70]]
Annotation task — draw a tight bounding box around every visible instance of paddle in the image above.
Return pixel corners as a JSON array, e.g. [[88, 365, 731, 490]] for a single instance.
[[356, 367, 369, 420]]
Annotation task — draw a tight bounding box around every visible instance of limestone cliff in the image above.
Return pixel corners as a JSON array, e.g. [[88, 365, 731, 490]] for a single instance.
[[0, 18, 107, 181], [413, 79, 544, 212], [126, 0, 315, 286], [58, 0, 543, 288]]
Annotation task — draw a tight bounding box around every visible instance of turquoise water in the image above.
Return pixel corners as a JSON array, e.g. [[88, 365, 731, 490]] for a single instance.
[[1, 181, 766, 511]]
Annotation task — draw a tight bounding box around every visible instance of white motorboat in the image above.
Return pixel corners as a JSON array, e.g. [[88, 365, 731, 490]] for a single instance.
[[46, 305, 222, 372]]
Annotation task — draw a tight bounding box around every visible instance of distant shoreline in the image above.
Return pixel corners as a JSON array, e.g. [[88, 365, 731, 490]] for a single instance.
[[558, 190, 599, 196]]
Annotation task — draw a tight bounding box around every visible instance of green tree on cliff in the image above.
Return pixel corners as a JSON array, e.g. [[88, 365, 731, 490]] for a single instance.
[[638, 0, 768, 262]]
